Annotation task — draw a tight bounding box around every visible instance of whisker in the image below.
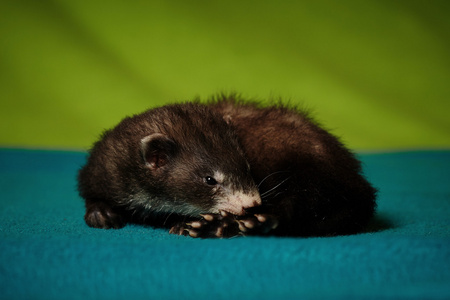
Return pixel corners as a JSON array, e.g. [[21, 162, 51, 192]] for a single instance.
[[257, 170, 292, 188], [163, 211, 174, 226], [260, 176, 292, 198], [260, 186, 282, 198], [271, 191, 285, 199]]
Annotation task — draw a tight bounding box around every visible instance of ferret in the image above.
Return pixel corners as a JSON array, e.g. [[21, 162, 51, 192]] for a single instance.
[[78, 95, 377, 238]]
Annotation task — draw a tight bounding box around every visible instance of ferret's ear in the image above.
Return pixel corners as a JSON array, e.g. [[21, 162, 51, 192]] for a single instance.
[[140, 133, 177, 170]]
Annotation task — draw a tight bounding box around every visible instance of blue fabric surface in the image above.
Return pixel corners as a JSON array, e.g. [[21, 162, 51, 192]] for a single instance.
[[1, 149, 449, 299]]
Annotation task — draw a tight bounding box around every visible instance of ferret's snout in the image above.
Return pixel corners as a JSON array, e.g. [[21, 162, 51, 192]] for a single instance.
[[214, 191, 262, 216], [240, 193, 261, 210], [243, 195, 262, 211], [248, 195, 262, 208]]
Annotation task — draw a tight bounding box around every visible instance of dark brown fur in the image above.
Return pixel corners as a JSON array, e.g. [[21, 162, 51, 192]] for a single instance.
[[78, 95, 377, 237], [78, 102, 259, 230], [208, 96, 377, 236]]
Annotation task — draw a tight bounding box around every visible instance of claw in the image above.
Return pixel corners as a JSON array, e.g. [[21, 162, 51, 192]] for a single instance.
[[243, 219, 256, 229], [189, 221, 203, 228], [200, 214, 214, 221], [169, 226, 184, 235], [238, 221, 248, 232], [186, 228, 199, 238], [255, 214, 267, 222], [219, 210, 229, 217]]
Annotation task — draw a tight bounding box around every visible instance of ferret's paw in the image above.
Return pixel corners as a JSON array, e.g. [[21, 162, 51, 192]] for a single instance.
[[169, 223, 191, 236], [169, 220, 214, 238], [202, 211, 241, 238], [237, 214, 279, 235], [84, 202, 125, 229], [169, 211, 240, 238]]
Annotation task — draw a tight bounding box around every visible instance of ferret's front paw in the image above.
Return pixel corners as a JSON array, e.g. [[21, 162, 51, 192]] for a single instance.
[[169, 211, 240, 238], [237, 214, 279, 236], [84, 202, 125, 229]]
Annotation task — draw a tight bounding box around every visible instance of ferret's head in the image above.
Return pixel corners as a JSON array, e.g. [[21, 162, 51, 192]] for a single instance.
[[136, 106, 262, 217]]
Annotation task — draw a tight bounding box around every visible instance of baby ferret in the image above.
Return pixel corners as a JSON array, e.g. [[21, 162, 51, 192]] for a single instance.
[[77, 95, 377, 238]]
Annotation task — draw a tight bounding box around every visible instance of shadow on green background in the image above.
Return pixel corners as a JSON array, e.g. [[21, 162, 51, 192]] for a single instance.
[[1, 0, 449, 151]]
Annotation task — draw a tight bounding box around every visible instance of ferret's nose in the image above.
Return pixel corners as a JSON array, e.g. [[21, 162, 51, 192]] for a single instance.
[[241, 194, 261, 209], [243, 195, 262, 212], [254, 195, 262, 206]]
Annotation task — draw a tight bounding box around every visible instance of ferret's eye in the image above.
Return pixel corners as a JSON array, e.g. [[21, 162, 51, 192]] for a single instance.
[[204, 176, 218, 186]]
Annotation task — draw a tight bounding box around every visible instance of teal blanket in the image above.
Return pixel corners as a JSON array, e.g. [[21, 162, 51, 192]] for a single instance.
[[1, 149, 449, 299]]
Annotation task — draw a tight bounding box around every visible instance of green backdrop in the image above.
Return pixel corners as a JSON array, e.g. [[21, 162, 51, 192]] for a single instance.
[[1, 0, 449, 151]]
